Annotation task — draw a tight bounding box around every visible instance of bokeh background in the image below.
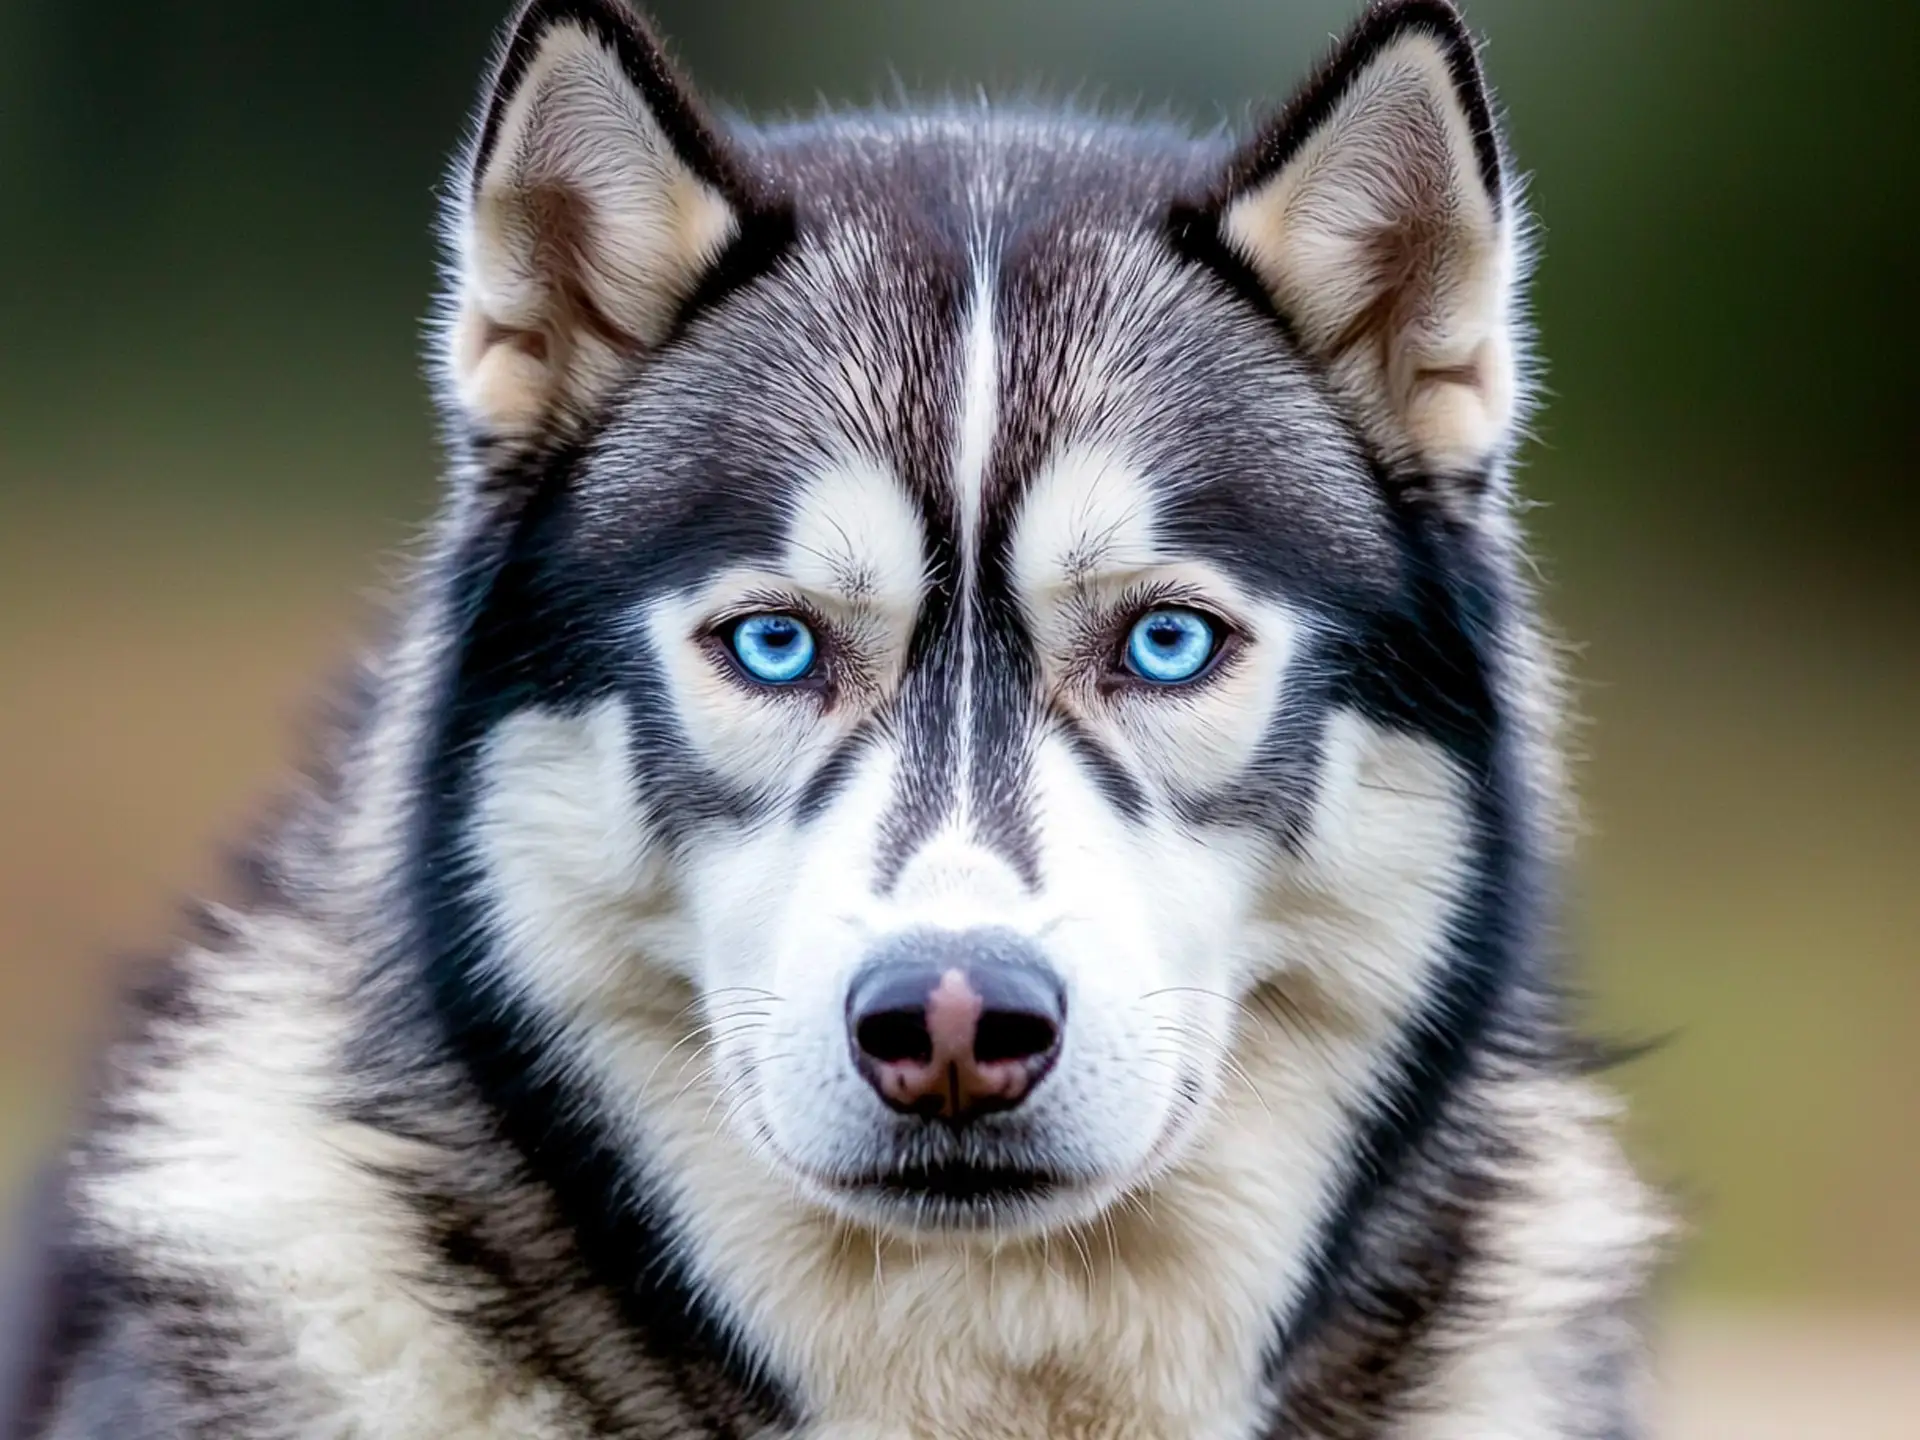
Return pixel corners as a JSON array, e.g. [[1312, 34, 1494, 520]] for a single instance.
[[2, 0, 1915, 1429]]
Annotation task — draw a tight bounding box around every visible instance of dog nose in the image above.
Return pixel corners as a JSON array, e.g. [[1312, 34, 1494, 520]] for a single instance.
[[847, 929, 1065, 1122]]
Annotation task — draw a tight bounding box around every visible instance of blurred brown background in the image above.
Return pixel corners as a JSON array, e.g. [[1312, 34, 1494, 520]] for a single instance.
[[2, 0, 1916, 1428]]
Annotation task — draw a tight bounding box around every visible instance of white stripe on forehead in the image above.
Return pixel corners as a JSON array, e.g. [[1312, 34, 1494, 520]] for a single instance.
[[950, 250, 1000, 821], [953, 261, 1000, 556]]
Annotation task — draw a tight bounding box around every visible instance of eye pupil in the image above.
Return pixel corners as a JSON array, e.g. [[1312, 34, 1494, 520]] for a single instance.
[[1124, 608, 1219, 685]]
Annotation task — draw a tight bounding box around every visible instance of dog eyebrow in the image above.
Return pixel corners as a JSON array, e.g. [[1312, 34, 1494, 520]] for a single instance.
[[780, 455, 931, 610], [653, 567, 925, 626], [782, 535, 887, 604]]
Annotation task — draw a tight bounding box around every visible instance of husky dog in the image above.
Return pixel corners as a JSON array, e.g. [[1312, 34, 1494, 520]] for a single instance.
[[5, 1, 1667, 1436]]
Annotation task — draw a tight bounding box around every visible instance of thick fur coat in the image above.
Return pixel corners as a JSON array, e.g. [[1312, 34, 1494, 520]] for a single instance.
[[5, 2, 1666, 1436]]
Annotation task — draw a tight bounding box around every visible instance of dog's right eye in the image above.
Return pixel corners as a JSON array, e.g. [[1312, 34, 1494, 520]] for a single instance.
[[727, 613, 819, 685]]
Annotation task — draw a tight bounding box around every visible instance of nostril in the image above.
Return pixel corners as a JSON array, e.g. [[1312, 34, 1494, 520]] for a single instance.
[[973, 1009, 1058, 1064], [855, 1008, 933, 1065]]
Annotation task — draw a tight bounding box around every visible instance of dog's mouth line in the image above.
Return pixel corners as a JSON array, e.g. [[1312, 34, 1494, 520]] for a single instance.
[[753, 1066, 1213, 1212], [836, 1161, 1063, 1202], [754, 1134, 1073, 1206]]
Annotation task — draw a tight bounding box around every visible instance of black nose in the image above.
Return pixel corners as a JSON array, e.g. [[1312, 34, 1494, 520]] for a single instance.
[[846, 928, 1065, 1122]]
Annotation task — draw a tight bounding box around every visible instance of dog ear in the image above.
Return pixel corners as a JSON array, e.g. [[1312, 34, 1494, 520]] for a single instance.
[[1200, 1, 1519, 498], [444, 0, 764, 441]]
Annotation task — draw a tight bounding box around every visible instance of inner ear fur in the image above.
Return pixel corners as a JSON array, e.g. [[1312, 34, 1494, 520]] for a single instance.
[[1207, 0, 1520, 492], [444, 0, 767, 441]]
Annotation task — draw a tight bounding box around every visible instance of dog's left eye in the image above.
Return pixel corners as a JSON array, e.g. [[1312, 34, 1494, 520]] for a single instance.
[[1123, 608, 1221, 685], [728, 613, 818, 685]]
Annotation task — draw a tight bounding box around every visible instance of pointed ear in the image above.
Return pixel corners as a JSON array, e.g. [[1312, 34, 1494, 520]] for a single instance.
[[444, 0, 768, 441], [1210, 1, 1519, 491]]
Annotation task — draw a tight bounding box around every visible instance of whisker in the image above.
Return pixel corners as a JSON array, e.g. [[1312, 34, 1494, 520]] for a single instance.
[[1138, 986, 1273, 1042]]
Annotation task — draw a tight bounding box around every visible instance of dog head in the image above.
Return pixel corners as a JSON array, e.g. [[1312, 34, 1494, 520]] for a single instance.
[[416, 0, 1533, 1239]]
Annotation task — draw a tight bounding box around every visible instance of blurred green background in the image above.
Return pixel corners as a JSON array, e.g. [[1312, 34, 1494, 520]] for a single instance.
[[1, 0, 1915, 1330]]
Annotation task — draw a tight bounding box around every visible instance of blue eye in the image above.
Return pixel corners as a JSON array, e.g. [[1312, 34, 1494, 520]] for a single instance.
[[729, 613, 818, 685], [1124, 608, 1220, 685]]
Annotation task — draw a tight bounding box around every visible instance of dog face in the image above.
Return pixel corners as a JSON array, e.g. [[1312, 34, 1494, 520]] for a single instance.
[[430, 0, 1521, 1238]]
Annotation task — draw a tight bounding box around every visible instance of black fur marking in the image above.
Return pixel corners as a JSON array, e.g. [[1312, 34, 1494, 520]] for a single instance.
[[3, 1168, 293, 1437], [1269, 491, 1552, 1429], [663, 201, 799, 351], [395, 449, 798, 1432], [871, 491, 1048, 895], [870, 546, 964, 893], [1164, 197, 1305, 349], [1270, 1102, 1515, 1439], [963, 587, 1046, 891], [1172, 634, 1337, 846], [795, 716, 883, 825], [1049, 710, 1149, 823], [865, 280, 970, 892]]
